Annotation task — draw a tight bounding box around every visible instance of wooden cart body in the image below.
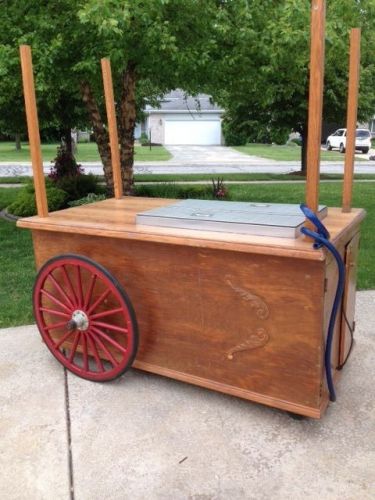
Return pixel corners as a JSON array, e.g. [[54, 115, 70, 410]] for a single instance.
[[18, 198, 365, 418]]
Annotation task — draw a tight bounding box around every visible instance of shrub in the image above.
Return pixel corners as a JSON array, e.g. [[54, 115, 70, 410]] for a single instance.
[[48, 146, 84, 180], [212, 177, 228, 199], [55, 173, 104, 202], [289, 137, 302, 146], [68, 193, 106, 207], [139, 132, 149, 146], [7, 181, 67, 217], [222, 122, 247, 146], [269, 128, 290, 145], [139, 131, 162, 147], [47, 146, 103, 202]]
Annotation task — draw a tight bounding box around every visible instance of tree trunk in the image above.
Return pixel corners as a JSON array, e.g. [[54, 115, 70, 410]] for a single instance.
[[80, 81, 113, 193], [301, 124, 308, 175], [15, 133, 21, 151], [119, 62, 137, 195], [61, 128, 73, 155]]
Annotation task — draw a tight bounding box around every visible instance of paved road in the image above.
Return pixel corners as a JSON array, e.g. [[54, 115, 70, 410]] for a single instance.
[[1, 291, 374, 499], [0, 145, 374, 177]]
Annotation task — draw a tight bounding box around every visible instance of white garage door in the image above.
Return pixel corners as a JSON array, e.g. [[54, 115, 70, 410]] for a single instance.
[[164, 120, 221, 145]]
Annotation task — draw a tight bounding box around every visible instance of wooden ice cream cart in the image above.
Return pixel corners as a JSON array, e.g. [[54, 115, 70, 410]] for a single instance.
[[17, 1, 365, 418]]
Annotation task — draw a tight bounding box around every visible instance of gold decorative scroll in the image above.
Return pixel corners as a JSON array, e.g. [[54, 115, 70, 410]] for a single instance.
[[225, 276, 269, 319], [227, 328, 269, 360]]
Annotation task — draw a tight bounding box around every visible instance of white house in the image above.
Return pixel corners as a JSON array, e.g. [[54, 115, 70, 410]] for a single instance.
[[143, 89, 224, 145]]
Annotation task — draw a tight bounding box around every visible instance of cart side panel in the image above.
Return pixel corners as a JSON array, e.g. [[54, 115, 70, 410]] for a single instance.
[[340, 232, 360, 364], [31, 229, 326, 413]]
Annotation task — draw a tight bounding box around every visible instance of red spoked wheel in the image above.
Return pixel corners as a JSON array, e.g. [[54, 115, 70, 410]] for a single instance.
[[33, 254, 138, 381]]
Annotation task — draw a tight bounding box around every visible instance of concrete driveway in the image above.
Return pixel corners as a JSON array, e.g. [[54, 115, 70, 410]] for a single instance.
[[164, 145, 271, 165], [1, 291, 374, 499]]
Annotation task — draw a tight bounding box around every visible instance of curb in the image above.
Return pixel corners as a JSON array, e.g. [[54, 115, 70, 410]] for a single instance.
[[0, 209, 19, 222]]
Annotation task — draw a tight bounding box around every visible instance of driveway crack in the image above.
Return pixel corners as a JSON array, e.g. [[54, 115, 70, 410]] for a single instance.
[[64, 367, 75, 500]]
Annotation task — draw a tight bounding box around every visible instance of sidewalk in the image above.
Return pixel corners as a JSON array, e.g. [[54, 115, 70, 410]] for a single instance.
[[1, 291, 374, 499], [1, 159, 375, 177]]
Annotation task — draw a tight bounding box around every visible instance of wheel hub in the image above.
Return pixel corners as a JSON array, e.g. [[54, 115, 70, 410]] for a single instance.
[[69, 310, 89, 331]]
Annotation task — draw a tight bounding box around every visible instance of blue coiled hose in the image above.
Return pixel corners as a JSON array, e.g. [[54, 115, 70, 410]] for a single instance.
[[300, 204, 346, 402]]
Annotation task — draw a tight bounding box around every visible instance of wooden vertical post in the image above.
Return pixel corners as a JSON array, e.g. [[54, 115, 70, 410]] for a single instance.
[[101, 58, 123, 199], [342, 28, 361, 213], [19, 45, 48, 217], [305, 0, 326, 213]]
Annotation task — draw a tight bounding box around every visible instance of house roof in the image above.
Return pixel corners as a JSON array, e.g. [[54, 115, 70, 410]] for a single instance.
[[145, 89, 224, 114]]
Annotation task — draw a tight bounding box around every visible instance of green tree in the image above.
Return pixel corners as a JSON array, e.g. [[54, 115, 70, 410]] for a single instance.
[[216, 0, 375, 172], [0, 2, 89, 154], [0, 0, 222, 193]]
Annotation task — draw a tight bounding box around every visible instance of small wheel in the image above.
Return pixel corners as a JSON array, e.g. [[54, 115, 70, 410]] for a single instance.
[[287, 411, 306, 421], [33, 254, 138, 381], [326, 141, 332, 151], [339, 143, 345, 153]]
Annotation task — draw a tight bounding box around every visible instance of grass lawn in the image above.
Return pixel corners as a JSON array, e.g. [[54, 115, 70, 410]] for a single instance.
[[134, 173, 375, 183], [0, 141, 171, 163], [234, 143, 367, 162], [0, 188, 35, 328], [0, 181, 373, 327]]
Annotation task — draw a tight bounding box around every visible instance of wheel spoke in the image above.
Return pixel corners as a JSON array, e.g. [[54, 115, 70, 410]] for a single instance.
[[61, 265, 78, 307], [48, 272, 75, 309], [84, 274, 97, 309], [87, 289, 111, 315], [40, 307, 71, 319], [91, 326, 127, 355], [68, 331, 81, 363], [90, 307, 123, 320], [86, 332, 104, 372], [44, 320, 69, 331], [82, 333, 89, 371], [41, 289, 72, 313], [91, 321, 128, 334], [76, 265, 84, 308], [89, 330, 118, 367], [55, 329, 75, 349]]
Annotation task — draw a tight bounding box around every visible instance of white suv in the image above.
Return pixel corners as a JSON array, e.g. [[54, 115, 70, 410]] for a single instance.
[[326, 128, 371, 154]]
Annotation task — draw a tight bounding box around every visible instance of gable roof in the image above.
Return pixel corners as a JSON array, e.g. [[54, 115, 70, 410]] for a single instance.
[[145, 89, 224, 114]]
